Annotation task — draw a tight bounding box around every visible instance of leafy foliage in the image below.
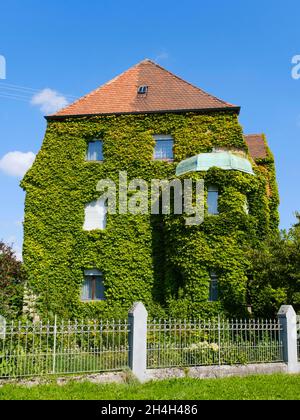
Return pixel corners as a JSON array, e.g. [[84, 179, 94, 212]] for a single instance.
[[248, 215, 300, 316], [21, 112, 279, 319], [0, 241, 25, 318]]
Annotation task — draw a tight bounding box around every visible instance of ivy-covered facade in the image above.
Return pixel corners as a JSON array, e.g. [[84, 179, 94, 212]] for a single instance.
[[21, 60, 279, 319]]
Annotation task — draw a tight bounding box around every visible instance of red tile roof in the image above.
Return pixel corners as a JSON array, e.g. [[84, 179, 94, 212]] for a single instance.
[[49, 59, 239, 118], [244, 134, 268, 160]]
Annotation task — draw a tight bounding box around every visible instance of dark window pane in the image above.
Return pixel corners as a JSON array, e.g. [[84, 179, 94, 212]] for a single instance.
[[95, 276, 105, 300], [86, 140, 103, 161], [81, 271, 105, 301], [154, 138, 174, 160], [209, 273, 218, 302]]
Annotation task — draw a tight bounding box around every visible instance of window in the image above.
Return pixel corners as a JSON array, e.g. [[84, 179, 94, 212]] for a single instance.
[[243, 196, 249, 215], [137, 85, 148, 94], [207, 185, 219, 215], [209, 272, 218, 302], [153, 135, 174, 160], [83, 199, 107, 231], [81, 269, 105, 301], [86, 140, 103, 161]]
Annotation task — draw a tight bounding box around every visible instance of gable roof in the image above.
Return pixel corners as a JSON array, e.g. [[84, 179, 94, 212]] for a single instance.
[[244, 134, 268, 160], [48, 59, 239, 119]]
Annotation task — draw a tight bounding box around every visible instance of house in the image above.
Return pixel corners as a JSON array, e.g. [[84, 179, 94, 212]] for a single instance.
[[21, 60, 279, 319]]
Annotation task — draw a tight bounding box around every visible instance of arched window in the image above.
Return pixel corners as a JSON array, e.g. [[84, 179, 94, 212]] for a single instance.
[[86, 140, 103, 161], [83, 199, 107, 231], [207, 185, 219, 215]]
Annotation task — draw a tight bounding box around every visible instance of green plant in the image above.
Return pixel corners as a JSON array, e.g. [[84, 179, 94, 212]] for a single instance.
[[0, 241, 26, 318], [21, 111, 279, 319], [247, 214, 300, 316], [1, 374, 300, 400]]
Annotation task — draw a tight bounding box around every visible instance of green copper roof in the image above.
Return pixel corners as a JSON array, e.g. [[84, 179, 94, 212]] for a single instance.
[[176, 152, 255, 176]]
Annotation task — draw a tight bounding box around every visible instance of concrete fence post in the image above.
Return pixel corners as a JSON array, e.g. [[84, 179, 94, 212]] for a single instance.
[[0, 315, 6, 340], [128, 302, 148, 382], [277, 305, 299, 373]]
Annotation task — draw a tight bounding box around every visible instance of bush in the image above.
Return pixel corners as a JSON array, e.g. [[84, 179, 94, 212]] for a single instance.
[[0, 241, 26, 318]]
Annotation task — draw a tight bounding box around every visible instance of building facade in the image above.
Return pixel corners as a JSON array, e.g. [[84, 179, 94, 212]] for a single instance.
[[21, 60, 279, 319]]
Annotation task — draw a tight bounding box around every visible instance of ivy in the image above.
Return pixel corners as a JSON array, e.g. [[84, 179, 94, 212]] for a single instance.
[[21, 112, 279, 319]]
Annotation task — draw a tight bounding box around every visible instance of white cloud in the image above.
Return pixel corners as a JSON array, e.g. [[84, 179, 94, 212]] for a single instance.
[[31, 88, 68, 114], [0, 151, 36, 177], [154, 51, 169, 62]]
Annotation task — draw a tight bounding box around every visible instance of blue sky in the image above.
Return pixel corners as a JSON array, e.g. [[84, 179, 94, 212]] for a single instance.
[[0, 0, 300, 259]]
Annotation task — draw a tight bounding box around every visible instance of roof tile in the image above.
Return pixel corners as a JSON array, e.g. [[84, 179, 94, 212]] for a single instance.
[[50, 59, 238, 118], [244, 134, 268, 160]]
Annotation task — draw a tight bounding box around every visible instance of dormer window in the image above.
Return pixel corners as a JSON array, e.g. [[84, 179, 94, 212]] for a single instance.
[[137, 85, 148, 95]]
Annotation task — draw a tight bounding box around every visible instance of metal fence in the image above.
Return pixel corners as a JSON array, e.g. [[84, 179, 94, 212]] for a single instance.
[[0, 317, 130, 378], [0, 315, 289, 379], [147, 318, 283, 369], [297, 315, 300, 361]]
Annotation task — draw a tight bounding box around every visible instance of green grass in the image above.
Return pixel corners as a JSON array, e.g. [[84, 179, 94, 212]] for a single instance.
[[0, 374, 300, 400]]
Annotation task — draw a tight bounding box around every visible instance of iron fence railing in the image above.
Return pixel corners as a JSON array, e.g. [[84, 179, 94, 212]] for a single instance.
[[0, 317, 130, 378], [0, 315, 288, 379], [147, 318, 283, 369]]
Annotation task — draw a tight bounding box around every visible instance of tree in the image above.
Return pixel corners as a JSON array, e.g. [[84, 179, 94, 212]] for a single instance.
[[0, 241, 25, 318], [247, 215, 300, 317], [293, 212, 300, 228], [287, 218, 300, 309]]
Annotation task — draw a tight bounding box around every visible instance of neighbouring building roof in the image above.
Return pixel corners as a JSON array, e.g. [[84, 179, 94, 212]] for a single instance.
[[176, 152, 255, 177], [244, 134, 268, 160], [48, 59, 239, 119]]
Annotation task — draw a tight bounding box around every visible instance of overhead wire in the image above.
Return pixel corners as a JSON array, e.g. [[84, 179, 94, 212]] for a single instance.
[[0, 81, 77, 103]]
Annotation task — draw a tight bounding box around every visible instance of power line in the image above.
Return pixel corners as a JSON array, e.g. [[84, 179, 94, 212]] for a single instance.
[[0, 87, 35, 101], [0, 93, 29, 102], [0, 82, 40, 93], [0, 81, 77, 99]]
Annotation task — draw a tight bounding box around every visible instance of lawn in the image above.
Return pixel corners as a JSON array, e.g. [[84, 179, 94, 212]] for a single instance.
[[0, 374, 300, 400]]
